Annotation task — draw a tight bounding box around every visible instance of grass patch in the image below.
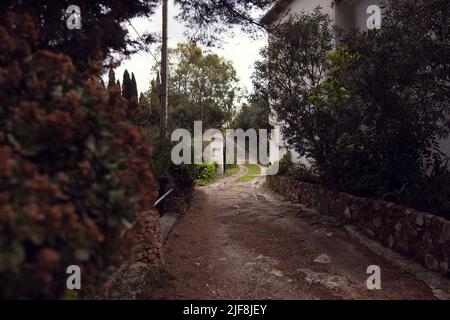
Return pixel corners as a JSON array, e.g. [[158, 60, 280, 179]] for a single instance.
[[237, 164, 261, 183], [223, 165, 240, 177], [197, 165, 240, 186]]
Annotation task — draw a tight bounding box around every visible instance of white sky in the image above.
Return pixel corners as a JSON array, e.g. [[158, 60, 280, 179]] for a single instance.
[[103, 0, 268, 98]]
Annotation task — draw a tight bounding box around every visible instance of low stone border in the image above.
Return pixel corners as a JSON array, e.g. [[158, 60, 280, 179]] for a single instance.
[[160, 212, 182, 242], [108, 209, 164, 299], [267, 176, 450, 276]]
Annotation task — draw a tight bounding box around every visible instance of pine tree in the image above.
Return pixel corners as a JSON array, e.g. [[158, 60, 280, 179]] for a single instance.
[[131, 73, 138, 98], [107, 68, 116, 89], [122, 70, 132, 99], [116, 80, 121, 92]]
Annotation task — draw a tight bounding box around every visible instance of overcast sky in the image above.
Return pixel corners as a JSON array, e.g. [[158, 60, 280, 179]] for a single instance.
[[104, 0, 268, 98]]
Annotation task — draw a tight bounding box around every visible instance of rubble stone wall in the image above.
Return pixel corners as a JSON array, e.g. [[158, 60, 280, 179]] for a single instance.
[[267, 176, 450, 276]]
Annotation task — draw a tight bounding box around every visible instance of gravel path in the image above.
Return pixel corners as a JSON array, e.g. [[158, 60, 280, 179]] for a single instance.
[[147, 166, 437, 300]]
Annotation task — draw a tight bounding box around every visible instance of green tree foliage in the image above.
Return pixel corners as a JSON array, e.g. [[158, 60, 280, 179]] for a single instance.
[[107, 67, 116, 89], [258, 2, 450, 216], [166, 42, 239, 132], [122, 70, 132, 99], [140, 77, 161, 138], [232, 93, 271, 131], [139, 92, 147, 107], [333, 0, 450, 208], [131, 72, 138, 98], [174, 0, 275, 45], [0, 1, 160, 73], [255, 7, 335, 173], [0, 1, 275, 72], [0, 13, 157, 299]]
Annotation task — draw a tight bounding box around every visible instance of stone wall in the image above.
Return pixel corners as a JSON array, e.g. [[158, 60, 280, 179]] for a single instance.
[[109, 209, 163, 299], [267, 176, 450, 276], [134, 209, 164, 265]]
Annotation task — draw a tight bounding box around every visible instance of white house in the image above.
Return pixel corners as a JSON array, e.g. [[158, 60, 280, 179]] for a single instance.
[[262, 0, 450, 168]]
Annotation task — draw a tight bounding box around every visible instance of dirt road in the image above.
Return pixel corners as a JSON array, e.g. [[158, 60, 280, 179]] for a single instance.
[[148, 166, 437, 299]]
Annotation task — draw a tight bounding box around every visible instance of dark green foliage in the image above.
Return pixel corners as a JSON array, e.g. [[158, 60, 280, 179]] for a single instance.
[[277, 152, 293, 177], [122, 70, 132, 99], [0, 0, 159, 72], [0, 1, 276, 73], [131, 72, 138, 98], [232, 91, 271, 131], [254, 7, 335, 176], [107, 67, 116, 89], [174, 0, 275, 46], [258, 2, 450, 217], [139, 92, 147, 106]]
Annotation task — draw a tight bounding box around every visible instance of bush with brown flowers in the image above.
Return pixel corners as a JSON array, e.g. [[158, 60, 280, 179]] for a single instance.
[[0, 12, 158, 299]]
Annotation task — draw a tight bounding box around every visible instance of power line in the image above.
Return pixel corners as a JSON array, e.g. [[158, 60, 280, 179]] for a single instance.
[[127, 20, 160, 65]]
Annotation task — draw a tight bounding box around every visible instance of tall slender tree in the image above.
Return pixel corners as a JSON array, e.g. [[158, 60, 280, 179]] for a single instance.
[[122, 70, 132, 99], [131, 72, 138, 98], [116, 80, 121, 92], [107, 67, 116, 89]]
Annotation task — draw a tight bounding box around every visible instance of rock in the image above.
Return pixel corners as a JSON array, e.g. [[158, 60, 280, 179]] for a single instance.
[[441, 222, 450, 242], [366, 228, 375, 238], [314, 254, 332, 264], [409, 228, 418, 238], [134, 210, 163, 265], [373, 216, 383, 228], [424, 214, 434, 226], [439, 261, 449, 275], [344, 207, 352, 220], [387, 235, 395, 248], [270, 269, 283, 277], [424, 254, 439, 270], [439, 261, 448, 275], [326, 232, 334, 238], [415, 213, 424, 226]]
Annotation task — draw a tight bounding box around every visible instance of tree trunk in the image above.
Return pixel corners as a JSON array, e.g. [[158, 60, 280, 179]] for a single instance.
[[160, 0, 169, 140]]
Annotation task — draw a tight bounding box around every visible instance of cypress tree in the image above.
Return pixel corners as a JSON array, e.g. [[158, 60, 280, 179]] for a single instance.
[[107, 68, 116, 89], [131, 72, 138, 98], [116, 80, 121, 92], [122, 70, 132, 99]]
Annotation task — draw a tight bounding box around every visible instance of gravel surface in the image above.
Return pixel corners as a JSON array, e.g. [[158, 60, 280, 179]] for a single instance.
[[146, 166, 437, 300]]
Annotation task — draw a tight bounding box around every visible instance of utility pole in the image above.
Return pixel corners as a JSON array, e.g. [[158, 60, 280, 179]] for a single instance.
[[160, 0, 169, 140]]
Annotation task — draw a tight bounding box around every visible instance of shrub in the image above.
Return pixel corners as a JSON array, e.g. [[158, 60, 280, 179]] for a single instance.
[[277, 151, 293, 176], [168, 164, 196, 189], [277, 152, 320, 184], [193, 163, 218, 185], [0, 13, 157, 299]]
